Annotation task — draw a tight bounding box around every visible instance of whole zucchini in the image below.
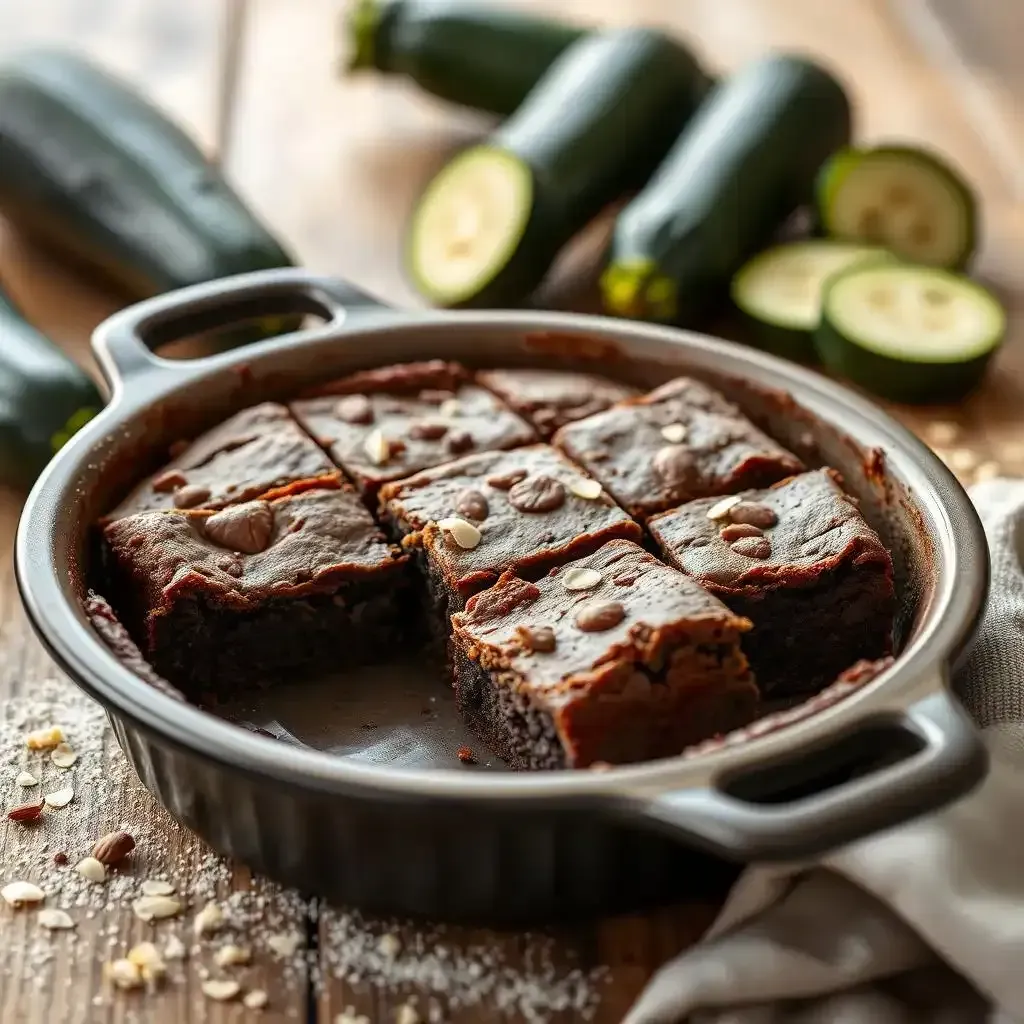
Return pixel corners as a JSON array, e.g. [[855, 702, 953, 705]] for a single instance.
[[601, 55, 852, 324], [405, 28, 711, 309], [0, 287, 103, 489], [345, 0, 587, 115], [0, 50, 294, 299]]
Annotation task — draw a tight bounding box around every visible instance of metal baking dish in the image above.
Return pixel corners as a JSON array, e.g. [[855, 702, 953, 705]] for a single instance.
[[16, 269, 989, 923]]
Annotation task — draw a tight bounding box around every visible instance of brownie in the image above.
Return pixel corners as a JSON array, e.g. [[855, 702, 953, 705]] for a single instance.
[[379, 445, 643, 642], [105, 402, 341, 522], [647, 468, 895, 696], [553, 377, 805, 519], [290, 361, 538, 503], [102, 487, 408, 697], [476, 368, 639, 438], [450, 540, 758, 769]]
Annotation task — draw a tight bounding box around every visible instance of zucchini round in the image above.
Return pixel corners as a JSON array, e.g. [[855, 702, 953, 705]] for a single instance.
[[344, 0, 587, 116], [0, 288, 103, 489], [0, 50, 295, 299], [405, 28, 711, 308], [815, 262, 1005, 403], [731, 240, 893, 362], [816, 145, 977, 269], [601, 54, 852, 325]]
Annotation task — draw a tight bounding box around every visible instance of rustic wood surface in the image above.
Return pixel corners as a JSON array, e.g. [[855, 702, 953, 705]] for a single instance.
[[0, 1, 1020, 1021]]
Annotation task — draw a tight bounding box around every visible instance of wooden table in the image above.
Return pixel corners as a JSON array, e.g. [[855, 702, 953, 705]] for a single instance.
[[0, 1, 1020, 1020]]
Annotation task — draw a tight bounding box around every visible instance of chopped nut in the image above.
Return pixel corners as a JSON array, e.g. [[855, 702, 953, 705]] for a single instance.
[[653, 445, 698, 489], [446, 428, 474, 453], [409, 420, 448, 441], [508, 474, 566, 513], [377, 933, 401, 958], [515, 625, 556, 653], [38, 908, 75, 930], [152, 469, 188, 493], [193, 900, 225, 936], [128, 941, 167, 988], [660, 422, 687, 443], [363, 428, 391, 465], [730, 536, 772, 559], [105, 958, 143, 990], [202, 979, 241, 1002], [164, 934, 187, 960], [335, 394, 374, 425], [266, 930, 303, 958], [561, 567, 602, 592], [214, 944, 252, 967], [575, 601, 626, 632], [396, 1004, 421, 1024], [43, 787, 74, 809], [7, 798, 45, 822], [728, 501, 778, 528], [439, 398, 462, 418], [132, 895, 182, 921], [75, 857, 107, 884], [50, 742, 78, 768], [456, 746, 477, 764], [706, 495, 742, 520], [436, 516, 482, 550], [720, 522, 763, 542], [568, 477, 603, 500], [92, 830, 136, 866], [454, 488, 489, 521], [53, 852, 68, 867], [26, 726, 64, 750], [244, 989, 270, 1010], [172, 484, 211, 509], [203, 501, 274, 554], [1, 881, 45, 907], [140, 879, 174, 897], [486, 469, 527, 490], [15, 771, 38, 787]]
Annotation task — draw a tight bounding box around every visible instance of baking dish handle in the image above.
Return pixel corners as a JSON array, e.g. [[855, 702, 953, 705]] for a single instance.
[[634, 680, 987, 862], [92, 268, 390, 389]]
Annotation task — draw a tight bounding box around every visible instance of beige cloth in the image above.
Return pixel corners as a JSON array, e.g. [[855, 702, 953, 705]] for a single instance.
[[627, 480, 1024, 1024]]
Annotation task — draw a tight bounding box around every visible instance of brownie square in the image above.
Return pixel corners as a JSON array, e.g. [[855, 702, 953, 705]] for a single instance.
[[647, 468, 895, 696], [102, 487, 408, 697], [553, 377, 805, 519], [477, 368, 639, 438], [378, 444, 643, 638], [105, 402, 341, 522], [451, 539, 758, 769], [290, 360, 538, 503]]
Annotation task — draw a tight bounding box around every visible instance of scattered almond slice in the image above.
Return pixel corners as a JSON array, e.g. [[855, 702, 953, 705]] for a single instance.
[[244, 989, 269, 1010], [439, 398, 462, 418], [266, 930, 303, 958], [377, 933, 401, 958], [75, 857, 106, 884], [193, 900, 225, 936], [26, 726, 64, 750], [706, 495, 742, 520], [140, 879, 175, 897], [568, 478, 602, 500], [105, 958, 143, 990], [215, 944, 252, 967], [43, 787, 74, 809], [1, 881, 45, 907], [396, 1003, 421, 1024], [202, 979, 241, 1002], [38, 908, 75, 930], [363, 428, 391, 466], [15, 771, 38, 787], [163, 934, 187, 960], [561, 567, 602, 592], [436, 516, 481, 550], [660, 422, 687, 443], [132, 895, 182, 921], [128, 941, 167, 989], [50, 742, 78, 769]]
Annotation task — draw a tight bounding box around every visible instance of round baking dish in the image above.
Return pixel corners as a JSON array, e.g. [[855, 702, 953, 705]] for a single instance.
[[16, 269, 989, 923]]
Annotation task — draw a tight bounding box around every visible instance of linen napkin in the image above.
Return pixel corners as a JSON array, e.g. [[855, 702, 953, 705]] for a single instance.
[[627, 478, 1024, 1024]]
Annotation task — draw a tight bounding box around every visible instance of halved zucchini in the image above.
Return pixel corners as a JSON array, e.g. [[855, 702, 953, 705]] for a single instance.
[[731, 240, 893, 362], [815, 262, 1004, 403], [817, 145, 976, 269]]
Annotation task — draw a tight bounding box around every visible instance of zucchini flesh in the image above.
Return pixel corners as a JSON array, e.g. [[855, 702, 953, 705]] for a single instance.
[[0, 50, 294, 299], [406, 28, 710, 309], [345, 0, 586, 116], [731, 240, 892, 361], [818, 146, 976, 269], [601, 55, 852, 325], [815, 263, 1005, 403]]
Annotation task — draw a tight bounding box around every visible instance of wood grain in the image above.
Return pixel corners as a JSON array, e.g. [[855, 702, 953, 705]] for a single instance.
[[0, 0, 1021, 1020]]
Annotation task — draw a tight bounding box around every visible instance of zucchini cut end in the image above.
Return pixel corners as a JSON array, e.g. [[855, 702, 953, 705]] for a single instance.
[[406, 145, 534, 307], [600, 260, 678, 322]]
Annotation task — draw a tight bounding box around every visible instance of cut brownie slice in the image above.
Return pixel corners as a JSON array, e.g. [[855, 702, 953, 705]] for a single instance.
[[379, 444, 642, 637], [290, 360, 538, 503], [476, 368, 639, 438], [553, 376, 805, 519], [647, 468, 895, 696], [102, 487, 408, 697], [451, 539, 757, 769], [105, 402, 341, 522]]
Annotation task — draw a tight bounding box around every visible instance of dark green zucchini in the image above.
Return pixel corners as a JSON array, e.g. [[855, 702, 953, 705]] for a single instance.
[[601, 54, 852, 324], [0, 50, 294, 300], [0, 287, 103, 489], [345, 0, 587, 116], [405, 28, 711, 308]]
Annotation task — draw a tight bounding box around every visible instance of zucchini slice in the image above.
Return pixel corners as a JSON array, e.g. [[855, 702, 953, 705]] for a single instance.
[[817, 145, 977, 269], [815, 262, 1005, 403], [731, 240, 893, 362]]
